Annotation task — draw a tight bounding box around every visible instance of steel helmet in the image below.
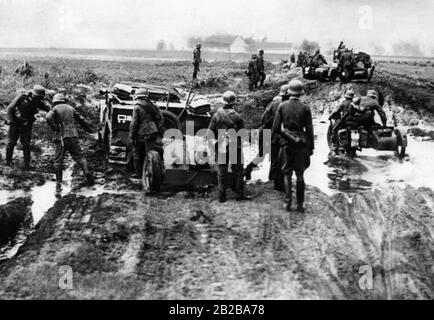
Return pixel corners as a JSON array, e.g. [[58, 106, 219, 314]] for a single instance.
[[52, 93, 66, 104], [287, 79, 304, 96], [279, 84, 290, 96], [196, 44, 201, 48], [133, 88, 149, 99], [259, 49, 264, 54], [32, 85, 46, 97], [251, 54, 257, 59], [222, 91, 236, 105], [367, 89, 377, 100], [345, 90, 355, 99]]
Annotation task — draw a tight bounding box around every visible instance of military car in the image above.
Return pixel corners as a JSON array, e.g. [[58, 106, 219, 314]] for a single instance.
[[98, 82, 211, 165]]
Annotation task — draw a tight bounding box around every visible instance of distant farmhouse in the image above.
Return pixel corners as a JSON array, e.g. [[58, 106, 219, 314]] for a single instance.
[[188, 34, 292, 54]]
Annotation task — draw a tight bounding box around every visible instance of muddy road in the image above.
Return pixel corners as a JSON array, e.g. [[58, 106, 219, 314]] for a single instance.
[[0, 60, 433, 299]]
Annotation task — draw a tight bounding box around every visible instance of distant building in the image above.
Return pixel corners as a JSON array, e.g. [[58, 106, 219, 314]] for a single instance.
[[256, 41, 293, 54], [230, 37, 249, 53]]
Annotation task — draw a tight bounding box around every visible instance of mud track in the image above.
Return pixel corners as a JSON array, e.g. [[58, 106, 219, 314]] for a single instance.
[[0, 60, 433, 299]]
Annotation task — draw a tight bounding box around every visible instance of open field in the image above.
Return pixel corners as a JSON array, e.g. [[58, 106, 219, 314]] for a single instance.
[[0, 53, 433, 299]]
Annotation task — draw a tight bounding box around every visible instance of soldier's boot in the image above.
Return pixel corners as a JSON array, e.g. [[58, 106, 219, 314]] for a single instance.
[[219, 192, 227, 203], [5, 144, 14, 166], [55, 165, 63, 184], [284, 175, 292, 212], [234, 166, 251, 201], [132, 158, 144, 179], [296, 180, 305, 213], [78, 158, 95, 186], [245, 162, 257, 181], [22, 145, 31, 170]]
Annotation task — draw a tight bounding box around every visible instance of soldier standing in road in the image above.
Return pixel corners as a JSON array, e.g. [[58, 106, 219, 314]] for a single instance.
[[259, 84, 290, 191], [207, 91, 251, 203], [129, 88, 164, 179], [340, 49, 355, 79], [46, 93, 95, 187], [272, 80, 314, 213], [256, 49, 266, 88], [193, 44, 202, 80], [248, 54, 258, 91], [5, 85, 51, 169]]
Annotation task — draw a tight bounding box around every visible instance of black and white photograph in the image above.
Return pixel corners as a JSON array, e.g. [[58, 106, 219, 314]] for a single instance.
[[0, 0, 433, 303]]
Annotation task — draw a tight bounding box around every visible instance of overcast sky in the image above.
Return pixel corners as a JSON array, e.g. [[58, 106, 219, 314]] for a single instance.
[[0, 0, 432, 54]]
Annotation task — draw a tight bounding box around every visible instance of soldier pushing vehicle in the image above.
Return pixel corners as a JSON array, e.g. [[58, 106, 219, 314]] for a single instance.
[[46, 93, 95, 187], [272, 80, 314, 213], [5, 85, 51, 170], [128, 88, 164, 180]]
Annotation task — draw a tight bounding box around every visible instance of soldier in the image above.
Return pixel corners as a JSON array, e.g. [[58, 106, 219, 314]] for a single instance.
[[207, 91, 250, 203], [46, 93, 95, 186], [193, 44, 202, 80], [340, 49, 354, 79], [329, 90, 355, 120], [290, 53, 296, 65], [272, 80, 314, 213], [129, 88, 164, 179], [310, 48, 327, 67], [357, 90, 387, 128], [248, 54, 258, 91], [5, 85, 51, 169], [256, 49, 266, 88], [260, 84, 290, 191]]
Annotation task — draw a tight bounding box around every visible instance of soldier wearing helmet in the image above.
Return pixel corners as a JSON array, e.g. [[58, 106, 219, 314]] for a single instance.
[[5, 85, 51, 169], [207, 91, 251, 202], [356, 89, 387, 128], [310, 48, 327, 68], [329, 89, 355, 120], [272, 80, 314, 213], [247, 54, 259, 91], [46, 93, 95, 187], [193, 44, 202, 80], [129, 88, 164, 179], [256, 49, 266, 88]]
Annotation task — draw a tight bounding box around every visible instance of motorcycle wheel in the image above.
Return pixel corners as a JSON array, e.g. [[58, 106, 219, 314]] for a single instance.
[[142, 151, 163, 193], [395, 143, 406, 159]]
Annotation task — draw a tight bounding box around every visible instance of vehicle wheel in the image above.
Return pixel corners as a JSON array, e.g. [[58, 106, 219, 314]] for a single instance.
[[162, 110, 182, 132], [142, 150, 163, 193], [329, 69, 338, 82]]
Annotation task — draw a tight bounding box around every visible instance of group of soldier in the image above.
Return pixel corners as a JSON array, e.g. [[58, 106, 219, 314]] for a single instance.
[[247, 50, 267, 91], [3, 85, 95, 188], [2, 47, 386, 213]]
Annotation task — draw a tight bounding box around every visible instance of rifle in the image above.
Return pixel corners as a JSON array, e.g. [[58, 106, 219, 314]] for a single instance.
[[178, 85, 195, 120], [57, 123, 64, 149], [280, 123, 302, 144]]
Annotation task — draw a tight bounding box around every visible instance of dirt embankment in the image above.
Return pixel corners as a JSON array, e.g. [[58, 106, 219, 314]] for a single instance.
[[0, 60, 433, 299]]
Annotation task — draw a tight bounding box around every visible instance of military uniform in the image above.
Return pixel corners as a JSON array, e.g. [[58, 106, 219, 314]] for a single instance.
[[310, 52, 327, 67], [358, 95, 387, 127], [329, 99, 353, 120], [340, 51, 354, 78], [261, 92, 290, 190], [46, 98, 94, 185], [6, 88, 50, 168], [256, 52, 266, 87], [208, 94, 247, 202], [129, 99, 164, 178], [193, 46, 202, 80], [272, 82, 314, 212], [248, 56, 258, 91]]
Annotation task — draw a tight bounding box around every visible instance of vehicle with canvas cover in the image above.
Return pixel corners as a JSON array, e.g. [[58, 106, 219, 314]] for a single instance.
[[98, 82, 223, 192], [98, 82, 211, 165], [334, 48, 375, 83]]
